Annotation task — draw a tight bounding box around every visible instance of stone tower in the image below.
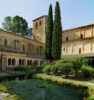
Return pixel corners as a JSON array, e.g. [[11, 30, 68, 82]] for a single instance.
[[33, 15, 48, 43]]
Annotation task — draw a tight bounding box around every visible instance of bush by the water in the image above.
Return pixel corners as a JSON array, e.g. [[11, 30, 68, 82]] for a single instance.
[[42, 58, 90, 78], [41, 61, 50, 67], [81, 65, 94, 78], [43, 65, 52, 75]]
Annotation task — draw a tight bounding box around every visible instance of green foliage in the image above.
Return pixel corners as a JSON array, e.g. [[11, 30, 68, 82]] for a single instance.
[[45, 4, 53, 60], [0, 84, 7, 92], [43, 65, 52, 75], [81, 65, 94, 78], [14, 66, 26, 71], [52, 2, 62, 60], [72, 58, 88, 76], [62, 62, 73, 78], [41, 61, 50, 67], [2, 16, 32, 36]]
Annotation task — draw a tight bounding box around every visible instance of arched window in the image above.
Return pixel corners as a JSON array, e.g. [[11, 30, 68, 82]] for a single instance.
[[8, 58, 11, 65], [12, 59, 15, 65], [36, 22, 38, 29], [34, 60, 38, 66], [22, 59, 25, 66], [30, 60, 32, 65], [27, 60, 30, 66], [19, 59, 22, 66], [5, 39, 7, 46], [81, 34, 83, 39]]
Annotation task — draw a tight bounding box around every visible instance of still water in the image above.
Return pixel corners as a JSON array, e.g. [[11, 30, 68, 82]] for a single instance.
[[4, 79, 84, 100]]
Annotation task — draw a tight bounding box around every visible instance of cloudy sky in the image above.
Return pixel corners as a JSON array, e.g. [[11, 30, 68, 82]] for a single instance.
[[0, 0, 94, 30]]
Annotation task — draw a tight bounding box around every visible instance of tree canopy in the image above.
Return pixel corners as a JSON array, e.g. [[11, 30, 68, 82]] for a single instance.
[[2, 16, 32, 37]]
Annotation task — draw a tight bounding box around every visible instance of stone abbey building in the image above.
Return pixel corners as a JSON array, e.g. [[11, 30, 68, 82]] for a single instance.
[[0, 15, 94, 71]]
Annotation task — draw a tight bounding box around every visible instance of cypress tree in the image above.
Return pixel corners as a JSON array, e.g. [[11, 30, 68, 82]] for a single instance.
[[52, 2, 62, 60], [45, 4, 53, 60]]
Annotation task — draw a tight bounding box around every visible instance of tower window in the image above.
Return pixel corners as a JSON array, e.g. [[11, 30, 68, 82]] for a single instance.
[[36, 22, 38, 29], [66, 37, 68, 41], [81, 34, 83, 39], [40, 21, 41, 26]]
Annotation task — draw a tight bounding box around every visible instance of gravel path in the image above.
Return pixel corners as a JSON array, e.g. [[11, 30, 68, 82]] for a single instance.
[[0, 97, 4, 100]]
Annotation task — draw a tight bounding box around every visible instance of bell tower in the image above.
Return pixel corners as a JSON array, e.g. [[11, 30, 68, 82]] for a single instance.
[[33, 15, 48, 43]]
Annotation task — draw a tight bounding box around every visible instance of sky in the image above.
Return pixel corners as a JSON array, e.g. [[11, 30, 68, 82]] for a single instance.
[[0, 0, 94, 30]]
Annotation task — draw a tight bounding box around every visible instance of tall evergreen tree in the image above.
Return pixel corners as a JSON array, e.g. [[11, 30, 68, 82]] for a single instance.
[[45, 4, 53, 60], [52, 2, 62, 60]]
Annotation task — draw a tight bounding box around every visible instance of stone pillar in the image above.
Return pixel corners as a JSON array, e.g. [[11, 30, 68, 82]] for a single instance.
[[2, 56, 7, 71]]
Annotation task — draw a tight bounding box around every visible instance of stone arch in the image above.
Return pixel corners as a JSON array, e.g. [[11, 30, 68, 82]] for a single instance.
[[30, 60, 32, 65], [12, 59, 15, 65], [8, 58, 11, 65], [19, 59, 22, 66], [34, 60, 38, 66], [22, 59, 25, 66]]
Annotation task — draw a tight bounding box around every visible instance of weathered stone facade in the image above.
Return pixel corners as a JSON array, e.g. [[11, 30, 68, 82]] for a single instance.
[[0, 28, 45, 71], [1, 15, 94, 70]]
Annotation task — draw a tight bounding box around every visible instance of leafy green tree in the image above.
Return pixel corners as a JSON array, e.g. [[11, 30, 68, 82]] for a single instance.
[[45, 4, 53, 60], [2, 16, 12, 32], [52, 2, 62, 60], [2, 16, 32, 36]]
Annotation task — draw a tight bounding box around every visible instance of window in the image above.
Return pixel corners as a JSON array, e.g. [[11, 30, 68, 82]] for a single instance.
[[29, 44, 32, 53], [34, 60, 38, 66], [12, 59, 15, 65], [40, 21, 41, 26], [8, 58, 11, 65], [14, 40, 20, 49], [81, 34, 83, 39], [36, 22, 38, 29], [23, 45, 25, 51], [5, 39, 7, 46], [19, 59, 22, 66], [79, 48, 81, 54], [63, 47, 65, 51], [40, 46, 43, 55], [37, 48, 39, 54], [66, 37, 68, 41], [22, 60, 25, 66]]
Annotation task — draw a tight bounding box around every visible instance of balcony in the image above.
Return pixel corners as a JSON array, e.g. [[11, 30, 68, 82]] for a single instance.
[[0, 45, 25, 53], [27, 53, 45, 59]]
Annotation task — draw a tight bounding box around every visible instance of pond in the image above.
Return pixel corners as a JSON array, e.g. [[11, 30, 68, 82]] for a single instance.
[[2, 79, 84, 100]]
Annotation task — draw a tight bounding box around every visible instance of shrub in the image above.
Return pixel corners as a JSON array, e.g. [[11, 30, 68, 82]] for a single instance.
[[41, 61, 50, 67], [0, 84, 7, 92], [42, 65, 52, 75], [14, 66, 26, 71], [62, 62, 73, 78], [72, 58, 88, 76], [51, 60, 63, 75], [81, 65, 94, 78]]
